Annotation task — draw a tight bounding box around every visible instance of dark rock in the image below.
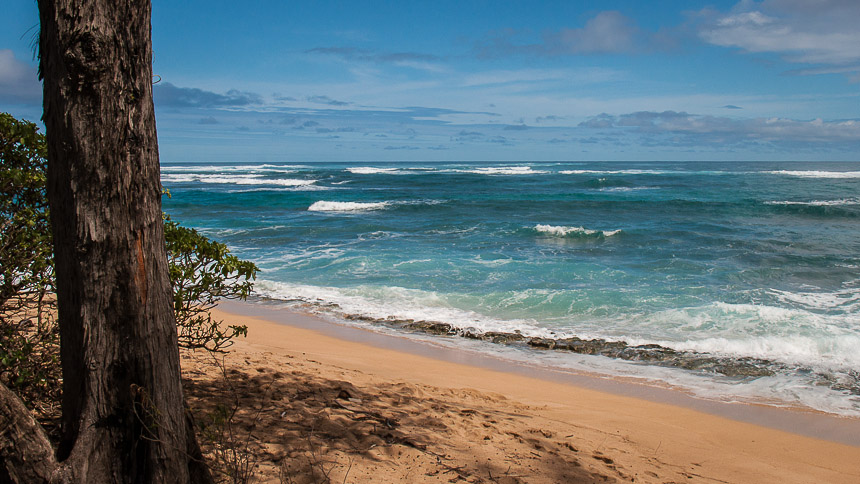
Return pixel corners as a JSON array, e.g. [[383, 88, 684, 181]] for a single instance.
[[713, 359, 774, 378], [527, 338, 557, 349], [345, 314, 376, 322], [341, 309, 800, 386], [461, 331, 481, 340], [401, 320, 457, 336], [462, 331, 525, 344], [483, 332, 526, 344]]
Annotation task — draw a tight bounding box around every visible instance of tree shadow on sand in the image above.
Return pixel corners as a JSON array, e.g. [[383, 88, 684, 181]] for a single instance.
[[182, 352, 628, 483]]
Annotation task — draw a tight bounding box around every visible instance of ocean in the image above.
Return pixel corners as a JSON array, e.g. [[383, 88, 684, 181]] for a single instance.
[[161, 161, 860, 417]]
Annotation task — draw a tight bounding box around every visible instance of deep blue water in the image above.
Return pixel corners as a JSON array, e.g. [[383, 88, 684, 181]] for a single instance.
[[162, 161, 860, 415]]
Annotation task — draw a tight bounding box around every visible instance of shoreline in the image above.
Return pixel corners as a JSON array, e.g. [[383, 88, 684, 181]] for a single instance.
[[219, 299, 860, 447], [249, 282, 860, 419], [193, 299, 860, 483]]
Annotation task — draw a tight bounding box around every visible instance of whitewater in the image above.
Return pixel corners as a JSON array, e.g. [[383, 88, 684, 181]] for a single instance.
[[161, 161, 860, 416]]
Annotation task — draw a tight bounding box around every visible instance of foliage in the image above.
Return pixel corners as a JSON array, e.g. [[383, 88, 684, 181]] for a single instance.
[[0, 112, 258, 416], [0, 113, 53, 304], [165, 219, 258, 352], [0, 113, 61, 420]]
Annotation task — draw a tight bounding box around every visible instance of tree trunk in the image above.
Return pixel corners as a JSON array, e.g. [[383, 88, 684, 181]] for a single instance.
[[37, 1, 211, 482], [0, 382, 57, 483]]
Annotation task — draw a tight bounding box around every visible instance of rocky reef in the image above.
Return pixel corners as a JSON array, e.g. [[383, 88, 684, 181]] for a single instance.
[[265, 299, 859, 396], [381, 317, 775, 378]]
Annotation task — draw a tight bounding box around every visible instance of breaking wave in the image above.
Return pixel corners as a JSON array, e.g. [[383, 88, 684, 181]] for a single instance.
[[561, 169, 671, 175], [161, 164, 304, 173], [161, 173, 317, 187], [765, 198, 860, 206], [347, 167, 403, 174], [457, 166, 547, 175], [533, 224, 621, 238], [767, 170, 860, 179], [308, 201, 391, 212]]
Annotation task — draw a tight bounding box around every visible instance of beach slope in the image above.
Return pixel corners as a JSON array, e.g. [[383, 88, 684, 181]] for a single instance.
[[180, 303, 860, 483]]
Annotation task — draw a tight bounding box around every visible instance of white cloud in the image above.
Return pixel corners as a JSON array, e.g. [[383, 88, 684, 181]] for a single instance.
[[305, 47, 448, 73], [700, 0, 860, 76], [550, 11, 639, 54], [461, 67, 621, 87], [0, 49, 41, 104], [476, 11, 664, 58], [580, 110, 860, 146], [715, 11, 774, 28]]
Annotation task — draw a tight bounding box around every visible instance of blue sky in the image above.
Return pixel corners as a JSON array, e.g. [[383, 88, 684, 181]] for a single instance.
[[2, 0, 860, 162]]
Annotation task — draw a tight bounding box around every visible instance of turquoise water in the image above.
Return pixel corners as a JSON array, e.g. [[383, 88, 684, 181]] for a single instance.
[[161, 161, 860, 415]]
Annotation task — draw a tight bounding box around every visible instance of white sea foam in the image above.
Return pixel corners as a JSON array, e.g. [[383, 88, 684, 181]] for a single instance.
[[250, 179, 317, 187], [663, 334, 860, 370], [767, 170, 860, 178], [470, 256, 514, 267], [347, 167, 402, 174], [583, 298, 860, 372], [161, 173, 317, 186], [769, 286, 860, 313], [469, 337, 860, 417], [765, 198, 860, 206], [640, 302, 817, 335], [392, 258, 434, 268], [308, 201, 391, 212], [557, 169, 736, 175], [255, 245, 348, 267], [559, 169, 755, 176], [250, 280, 860, 415], [534, 224, 621, 237], [308, 199, 445, 212], [598, 186, 655, 192], [560, 169, 666, 175], [161, 164, 304, 173], [162, 174, 260, 183], [630, 301, 860, 367], [254, 280, 552, 337], [226, 185, 333, 193], [457, 166, 547, 175]]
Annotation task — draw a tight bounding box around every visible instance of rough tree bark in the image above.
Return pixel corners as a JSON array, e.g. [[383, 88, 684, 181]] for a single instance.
[[20, 0, 213, 482], [0, 383, 58, 483]]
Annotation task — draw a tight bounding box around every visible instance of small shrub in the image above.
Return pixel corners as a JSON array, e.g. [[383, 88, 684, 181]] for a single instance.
[[166, 219, 258, 352], [0, 113, 52, 305], [0, 113, 60, 424]]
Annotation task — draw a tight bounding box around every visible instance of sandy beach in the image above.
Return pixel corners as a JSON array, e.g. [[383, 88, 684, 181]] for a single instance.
[[178, 301, 860, 483]]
